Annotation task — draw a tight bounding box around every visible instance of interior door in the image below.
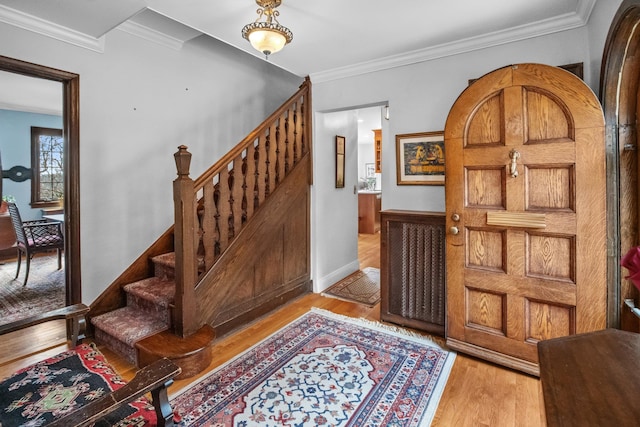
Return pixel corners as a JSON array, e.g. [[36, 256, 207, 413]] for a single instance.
[[444, 63, 607, 375]]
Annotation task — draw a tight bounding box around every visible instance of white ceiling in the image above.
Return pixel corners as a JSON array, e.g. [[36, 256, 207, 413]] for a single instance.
[[0, 0, 596, 115]]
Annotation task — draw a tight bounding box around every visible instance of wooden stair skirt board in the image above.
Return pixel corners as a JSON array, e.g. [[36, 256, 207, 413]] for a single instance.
[[136, 324, 215, 380], [194, 156, 313, 337]]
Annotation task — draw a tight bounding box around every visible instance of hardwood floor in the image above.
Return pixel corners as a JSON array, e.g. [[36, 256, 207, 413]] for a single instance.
[[0, 233, 545, 426], [358, 231, 380, 269]]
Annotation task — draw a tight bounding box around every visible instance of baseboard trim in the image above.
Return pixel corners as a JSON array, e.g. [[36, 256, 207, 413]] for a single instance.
[[315, 260, 360, 293]]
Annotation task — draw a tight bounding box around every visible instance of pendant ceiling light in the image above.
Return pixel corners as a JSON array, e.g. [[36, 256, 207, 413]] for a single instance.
[[241, 0, 293, 59]]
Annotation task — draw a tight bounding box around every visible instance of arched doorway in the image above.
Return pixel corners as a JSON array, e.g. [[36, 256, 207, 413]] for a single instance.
[[601, 0, 640, 331]]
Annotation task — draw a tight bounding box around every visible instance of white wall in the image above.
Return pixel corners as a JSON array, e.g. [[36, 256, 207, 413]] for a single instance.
[[357, 141, 374, 181], [586, 0, 623, 90], [0, 2, 625, 303], [0, 22, 302, 303], [311, 16, 618, 288], [312, 110, 359, 291]]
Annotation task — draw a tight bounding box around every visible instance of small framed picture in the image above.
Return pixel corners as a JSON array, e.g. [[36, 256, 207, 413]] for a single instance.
[[396, 131, 445, 185], [365, 163, 375, 178], [336, 135, 345, 188]]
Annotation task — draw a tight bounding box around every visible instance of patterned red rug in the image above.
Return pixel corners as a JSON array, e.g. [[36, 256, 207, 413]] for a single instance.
[[171, 308, 455, 426], [0, 343, 157, 426]]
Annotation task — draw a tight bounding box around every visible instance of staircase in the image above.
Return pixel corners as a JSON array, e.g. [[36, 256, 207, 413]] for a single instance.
[[91, 252, 214, 379], [88, 78, 312, 379]]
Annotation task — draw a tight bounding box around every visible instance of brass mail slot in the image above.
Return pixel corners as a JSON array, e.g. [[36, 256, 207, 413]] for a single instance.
[[486, 211, 546, 228]]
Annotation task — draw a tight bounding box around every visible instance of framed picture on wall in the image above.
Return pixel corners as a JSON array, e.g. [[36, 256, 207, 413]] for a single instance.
[[365, 163, 375, 178], [396, 131, 445, 185], [336, 135, 345, 188]]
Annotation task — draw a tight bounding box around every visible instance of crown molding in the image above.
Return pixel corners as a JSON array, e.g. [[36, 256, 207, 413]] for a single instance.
[[0, 102, 62, 116], [117, 21, 184, 51], [310, 0, 597, 84], [0, 4, 105, 52]]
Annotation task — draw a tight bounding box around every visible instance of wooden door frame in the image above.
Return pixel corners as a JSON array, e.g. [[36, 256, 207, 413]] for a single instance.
[[601, 0, 640, 331], [0, 55, 81, 306]]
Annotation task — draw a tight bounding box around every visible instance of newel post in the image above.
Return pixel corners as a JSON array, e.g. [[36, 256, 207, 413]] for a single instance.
[[173, 145, 199, 337]]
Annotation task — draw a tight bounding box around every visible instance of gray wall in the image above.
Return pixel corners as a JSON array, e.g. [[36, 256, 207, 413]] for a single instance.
[[0, 22, 302, 303], [310, 0, 624, 291], [0, 0, 625, 301]]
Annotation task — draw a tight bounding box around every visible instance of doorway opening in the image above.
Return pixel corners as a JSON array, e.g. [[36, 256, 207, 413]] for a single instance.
[[356, 106, 383, 270], [600, 0, 640, 332], [0, 55, 81, 317]]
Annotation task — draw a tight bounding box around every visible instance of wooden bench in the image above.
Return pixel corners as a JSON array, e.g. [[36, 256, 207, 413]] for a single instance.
[[0, 304, 181, 427]]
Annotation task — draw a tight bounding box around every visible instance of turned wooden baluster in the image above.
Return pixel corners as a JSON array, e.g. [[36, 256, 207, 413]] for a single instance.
[[253, 140, 262, 211], [275, 118, 281, 185], [284, 112, 291, 174], [241, 152, 248, 224], [201, 179, 216, 269], [229, 153, 245, 239], [264, 129, 271, 197], [268, 122, 278, 193], [217, 166, 230, 255], [293, 102, 300, 162], [300, 98, 306, 156], [213, 178, 221, 257], [173, 145, 199, 337], [244, 144, 256, 221], [227, 163, 236, 240]]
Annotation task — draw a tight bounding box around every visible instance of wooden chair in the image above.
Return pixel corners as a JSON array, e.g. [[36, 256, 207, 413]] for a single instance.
[[7, 202, 64, 286], [0, 304, 181, 426]]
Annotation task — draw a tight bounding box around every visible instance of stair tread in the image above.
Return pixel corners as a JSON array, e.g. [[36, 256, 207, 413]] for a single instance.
[[152, 252, 205, 269], [91, 307, 169, 346], [124, 277, 175, 307], [151, 252, 176, 267]]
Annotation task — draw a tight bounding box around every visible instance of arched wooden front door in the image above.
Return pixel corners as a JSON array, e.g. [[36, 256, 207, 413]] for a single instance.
[[444, 63, 607, 375]]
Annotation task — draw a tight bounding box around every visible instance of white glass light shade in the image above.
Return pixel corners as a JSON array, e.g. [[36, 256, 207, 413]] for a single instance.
[[248, 29, 287, 56]]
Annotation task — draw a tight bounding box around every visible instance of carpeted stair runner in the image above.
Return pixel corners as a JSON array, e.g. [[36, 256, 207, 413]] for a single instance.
[[92, 306, 169, 365], [124, 277, 175, 324], [91, 253, 177, 366], [91, 253, 215, 378]]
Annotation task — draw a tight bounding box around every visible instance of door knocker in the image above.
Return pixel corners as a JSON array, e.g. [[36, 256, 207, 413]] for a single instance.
[[509, 149, 520, 178]]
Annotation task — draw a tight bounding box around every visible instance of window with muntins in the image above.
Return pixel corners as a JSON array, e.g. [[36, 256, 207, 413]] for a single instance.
[[31, 126, 63, 207]]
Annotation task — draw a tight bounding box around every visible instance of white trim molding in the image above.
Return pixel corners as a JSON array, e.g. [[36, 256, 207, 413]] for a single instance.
[[117, 21, 184, 51], [0, 4, 105, 53], [310, 0, 597, 84]]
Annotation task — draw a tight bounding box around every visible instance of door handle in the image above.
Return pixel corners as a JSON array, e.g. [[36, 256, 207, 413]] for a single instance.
[[449, 226, 460, 235]]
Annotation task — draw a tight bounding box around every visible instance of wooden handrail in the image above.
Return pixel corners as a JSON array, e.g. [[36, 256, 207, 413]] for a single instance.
[[172, 77, 312, 337]]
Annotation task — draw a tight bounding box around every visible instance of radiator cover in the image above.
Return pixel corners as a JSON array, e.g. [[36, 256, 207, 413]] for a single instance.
[[380, 210, 446, 336]]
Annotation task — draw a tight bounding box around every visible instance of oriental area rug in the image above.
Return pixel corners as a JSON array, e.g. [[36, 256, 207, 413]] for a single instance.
[[170, 308, 456, 426], [321, 267, 381, 307], [0, 253, 65, 325], [0, 343, 156, 426]]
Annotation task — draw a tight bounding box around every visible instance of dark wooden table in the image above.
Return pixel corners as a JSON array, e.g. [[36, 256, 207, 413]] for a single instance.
[[538, 328, 640, 427]]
